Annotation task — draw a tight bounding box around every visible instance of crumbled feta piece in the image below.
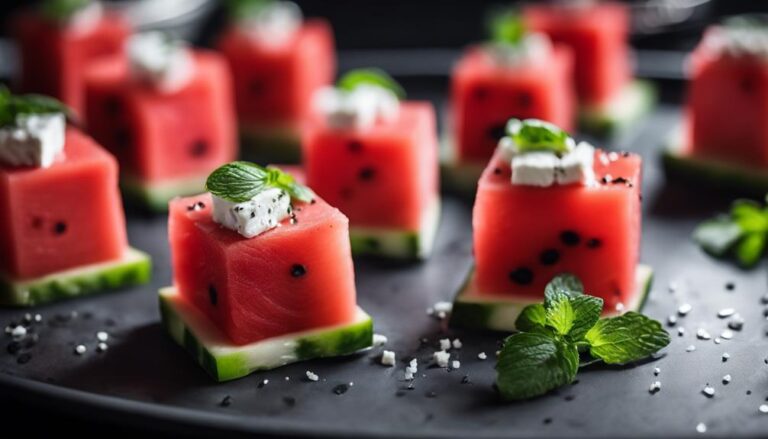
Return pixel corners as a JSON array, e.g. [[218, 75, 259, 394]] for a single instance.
[[717, 308, 735, 318], [405, 358, 418, 375], [696, 328, 711, 340], [649, 381, 661, 394], [487, 32, 552, 66], [241, 1, 302, 46], [96, 331, 109, 342], [722, 352, 730, 361], [653, 367, 660, 376], [68, 1, 103, 35], [760, 404, 768, 414], [433, 350, 450, 368], [381, 350, 396, 367], [373, 333, 388, 346], [556, 142, 595, 185], [678, 327, 686, 336], [0, 113, 65, 168], [10, 325, 26, 340], [433, 301, 453, 314], [509, 141, 595, 187], [74, 344, 87, 355], [678, 303, 692, 316], [439, 338, 451, 351], [305, 370, 319, 381], [478, 352, 487, 360], [452, 339, 462, 349], [313, 85, 399, 130], [667, 315, 677, 326], [96, 342, 108, 353], [728, 314, 744, 331], [451, 360, 461, 369], [404, 370, 414, 380], [702, 25, 768, 60], [686, 345, 696, 352], [696, 422, 707, 433], [212, 188, 291, 238], [722, 374, 731, 384], [721, 329, 734, 340], [128, 32, 194, 93]]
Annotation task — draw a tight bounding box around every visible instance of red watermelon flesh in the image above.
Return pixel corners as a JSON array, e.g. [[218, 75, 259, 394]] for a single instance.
[[169, 193, 358, 345], [217, 20, 335, 128], [524, 2, 630, 105], [0, 128, 128, 279], [85, 52, 237, 182], [451, 45, 575, 164], [14, 12, 130, 117], [688, 38, 768, 167], [473, 149, 641, 311], [303, 102, 439, 231]]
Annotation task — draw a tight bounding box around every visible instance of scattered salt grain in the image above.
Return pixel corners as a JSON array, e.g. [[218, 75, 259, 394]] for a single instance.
[[306, 371, 319, 381], [10, 325, 26, 340], [728, 314, 744, 331], [697, 328, 712, 340], [74, 344, 87, 355], [696, 423, 707, 433], [668, 282, 679, 293], [678, 327, 686, 336], [452, 360, 461, 370], [760, 404, 768, 414], [686, 345, 696, 352], [653, 367, 660, 376], [452, 339, 463, 349], [439, 338, 451, 351], [649, 381, 661, 394], [702, 384, 715, 397], [33, 314, 42, 322], [721, 330, 734, 340], [717, 308, 735, 318], [434, 301, 452, 314], [667, 315, 677, 326], [678, 303, 692, 316], [373, 334, 388, 346], [433, 351, 450, 368], [96, 331, 109, 342], [722, 374, 731, 384], [96, 342, 108, 353], [722, 353, 730, 362], [381, 350, 396, 367], [478, 352, 488, 360], [714, 338, 722, 344]]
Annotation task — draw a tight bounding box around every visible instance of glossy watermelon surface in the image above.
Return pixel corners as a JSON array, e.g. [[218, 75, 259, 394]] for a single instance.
[[524, 2, 629, 105], [168, 193, 358, 345], [451, 46, 575, 164], [217, 20, 335, 129], [85, 52, 237, 183], [303, 102, 439, 231], [14, 12, 130, 117], [0, 129, 128, 279], [473, 149, 642, 311]]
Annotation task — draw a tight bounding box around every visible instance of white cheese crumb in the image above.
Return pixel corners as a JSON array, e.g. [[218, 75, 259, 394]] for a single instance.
[[678, 303, 692, 316], [451, 360, 460, 370], [128, 32, 194, 93], [714, 338, 722, 344], [96, 342, 108, 353], [0, 113, 66, 169], [212, 188, 291, 239], [305, 371, 319, 382], [696, 328, 711, 340], [373, 333, 388, 346], [433, 351, 450, 368], [314, 85, 399, 130], [404, 370, 414, 380], [262, 379, 269, 386], [406, 358, 418, 375], [33, 314, 42, 322], [720, 329, 734, 340], [702, 385, 715, 397], [686, 345, 696, 352], [241, 1, 302, 46], [74, 345, 87, 355], [381, 350, 396, 367], [722, 353, 730, 361], [433, 301, 453, 313], [439, 338, 451, 351], [10, 325, 26, 340], [760, 404, 768, 414], [96, 331, 109, 342], [717, 308, 735, 318], [285, 376, 290, 381], [478, 352, 488, 360], [649, 381, 661, 394], [722, 374, 731, 384], [653, 367, 660, 376], [678, 327, 686, 336], [696, 422, 707, 433], [667, 315, 677, 326], [452, 339, 463, 349]]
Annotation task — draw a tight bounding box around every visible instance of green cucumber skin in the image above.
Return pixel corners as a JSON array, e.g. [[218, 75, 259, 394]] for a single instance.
[[0, 249, 152, 307], [662, 147, 768, 197], [349, 232, 421, 260], [121, 176, 208, 213], [439, 161, 484, 199], [578, 80, 657, 137]]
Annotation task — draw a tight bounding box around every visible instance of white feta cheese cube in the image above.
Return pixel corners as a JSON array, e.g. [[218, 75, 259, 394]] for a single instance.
[[372, 333, 388, 346], [452, 339, 462, 349], [439, 338, 451, 351], [433, 350, 450, 368], [511, 152, 558, 187], [381, 350, 396, 367], [128, 32, 194, 93], [313, 86, 399, 130], [212, 188, 291, 238], [69, 1, 103, 35], [556, 141, 595, 185], [0, 113, 65, 168], [305, 370, 319, 381], [451, 360, 461, 369], [242, 1, 302, 46]]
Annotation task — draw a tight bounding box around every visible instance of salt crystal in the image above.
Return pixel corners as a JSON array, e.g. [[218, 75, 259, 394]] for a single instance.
[[696, 328, 711, 340], [686, 345, 696, 352], [478, 352, 488, 360], [717, 308, 735, 318], [721, 329, 734, 340], [702, 385, 715, 397], [649, 381, 661, 394], [678, 303, 692, 316]]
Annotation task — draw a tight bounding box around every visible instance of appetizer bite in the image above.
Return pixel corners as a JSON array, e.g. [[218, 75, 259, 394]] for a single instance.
[[85, 32, 237, 211], [523, 1, 655, 135], [443, 11, 575, 194], [450, 119, 651, 332], [13, 0, 130, 117], [664, 18, 768, 194], [217, 0, 335, 162], [161, 162, 372, 381], [0, 90, 151, 307], [303, 69, 440, 260]]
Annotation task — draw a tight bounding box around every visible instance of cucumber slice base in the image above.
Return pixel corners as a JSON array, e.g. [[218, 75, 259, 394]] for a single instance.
[[0, 247, 152, 307], [449, 264, 653, 332], [122, 174, 208, 212], [159, 286, 374, 382], [578, 80, 657, 137]]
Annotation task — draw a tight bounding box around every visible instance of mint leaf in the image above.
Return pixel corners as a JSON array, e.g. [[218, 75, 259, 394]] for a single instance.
[[226, 0, 273, 20], [40, 0, 91, 21], [542, 275, 602, 340], [0, 87, 70, 128], [566, 295, 604, 342], [496, 332, 578, 400], [544, 273, 583, 302], [489, 10, 526, 46], [515, 304, 547, 333], [693, 216, 744, 256], [735, 232, 766, 267], [337, 68, 406, 100], [732, 199, 768, 233], [585, 312, 671, 365], [544, 294, 574, 336], [206, 161, 314, 203], [507, 118, 573, 154], [694, 197, 768, 266]]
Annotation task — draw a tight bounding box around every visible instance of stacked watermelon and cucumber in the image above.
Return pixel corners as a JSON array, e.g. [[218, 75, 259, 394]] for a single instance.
[[524, 2, 655, 136], [161, 163, 372, 381], [663, 19, 768, 195], [443, 11, 575, 195], [450, 119, 651, 332], [303, 69, 440, 259], [217, 0, 335, 162]]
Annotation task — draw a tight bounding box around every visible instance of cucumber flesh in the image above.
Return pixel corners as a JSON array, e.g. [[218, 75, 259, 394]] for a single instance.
[[0, 247, 152, 307], [349, 197, 441, 260], [578, 80, 656, 137], [239, 123, 301, 164], [159, 286, 374, 382], [122, 174, 208, 212], [449, 264, 653, 332]]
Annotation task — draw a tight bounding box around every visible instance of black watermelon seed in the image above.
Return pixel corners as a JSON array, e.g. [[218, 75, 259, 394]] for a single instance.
[[516, 92, 532, 108], [17, 353, 31, 364], [31, 217, 44, 229], [348, 140, 363, 153], [586, 238, 602, 249], [291, 264, 307, 278], [358, 167, 376, 181], [509, 267, 534, 285], [560, 230, 580, 246], [474, 87, 488, 101], [487, 123, 508, 142], [208, 285, 218, 306], [340, 187, 354, 199], [104, 96, 122, 117], [493, 168, 502, 175], [539, 249, 560, 266], [220, 395, 231, 407], [6, 341, 21, 355], [740, 76, 755, 93], [190, 140, 208, 157], [333, 384, 349, 395], [283, 396, 296, 407], [53, 222, 67, 235], [115, 128, 133, 150]]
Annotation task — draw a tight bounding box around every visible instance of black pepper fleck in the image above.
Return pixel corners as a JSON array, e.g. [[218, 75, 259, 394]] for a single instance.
[[190, 140, 208, 157], [348, 140, 363, 153], [291, 264, 307, 278], [539, 249, 560, 266], [487, 122, 508, 142], [461, 375, 471, 384], [220, 395, 231, 407], [586, 238, 602, 249], [332, 384, 349, 395], [560, 230, 580, 246], [509, 267, 534, 285], [725, 282, 735, 291], [359, 167, 376, 181], [543, 418, 552, 425]]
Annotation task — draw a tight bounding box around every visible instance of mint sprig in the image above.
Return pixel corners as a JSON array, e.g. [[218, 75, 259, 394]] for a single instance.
[[506, 118, 573, 154], [226, 0, 273, 21], [206, 161, 314, 204], [489, 9, 526, 47], [496, 274, 670, 401], [0, 87, 70, 128], [40, 0, 92, 21], [693, 197, 768, 267], [337, 68, 406, 100]]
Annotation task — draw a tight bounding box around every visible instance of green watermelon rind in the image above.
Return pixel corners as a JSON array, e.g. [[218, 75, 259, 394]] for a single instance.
[[449, 264, 653, 332], [349, 197, 441, 260], [159, 286, 374, 382], [0, 247, 152, 307], [239, 123, 302, 164], [662, 124, 768, 196], [438, 118, 485, 198], [578, 80, 657, 137], [121, 174, 208, 212]]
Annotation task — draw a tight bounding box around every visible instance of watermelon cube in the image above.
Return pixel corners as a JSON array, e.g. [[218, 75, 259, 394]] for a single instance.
[[0, 128, 150, 306], [217, 20, 335, 161], [13, 11, 130, 117], [84, 51, 237, 210], [303, 102, 440, 259]]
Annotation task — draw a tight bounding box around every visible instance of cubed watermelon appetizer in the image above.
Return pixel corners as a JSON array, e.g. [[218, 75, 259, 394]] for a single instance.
[[449, 119, 652, 332], [161, 163, 372, 381], [664, 20, 768, 194], [13, 1, 130, 117], [524, 2, 655, 135], [85, 33, 237, 211], [303, 69, 440, 259], [217, 0, 335, 163], [0, 91, 150, 306]]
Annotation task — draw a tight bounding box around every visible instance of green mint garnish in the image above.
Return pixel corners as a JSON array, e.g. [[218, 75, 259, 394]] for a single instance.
[[0, 87, 70, 128], [693, 197, 768, 267], [226, 0, 274, 21], [41, 0, 92, 21], [337, 68, 406, 100], [496, 274, 670, 401], [489, 9, 526, 46], [506, 118, 573, 154], [206, 161, 314, 204]]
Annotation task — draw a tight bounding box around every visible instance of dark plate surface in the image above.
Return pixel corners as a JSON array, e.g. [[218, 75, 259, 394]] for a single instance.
[[2, 104, 768, 438]]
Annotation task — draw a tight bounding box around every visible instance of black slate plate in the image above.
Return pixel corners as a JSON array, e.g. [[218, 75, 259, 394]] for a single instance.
[[2, 105, 768, 438]]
